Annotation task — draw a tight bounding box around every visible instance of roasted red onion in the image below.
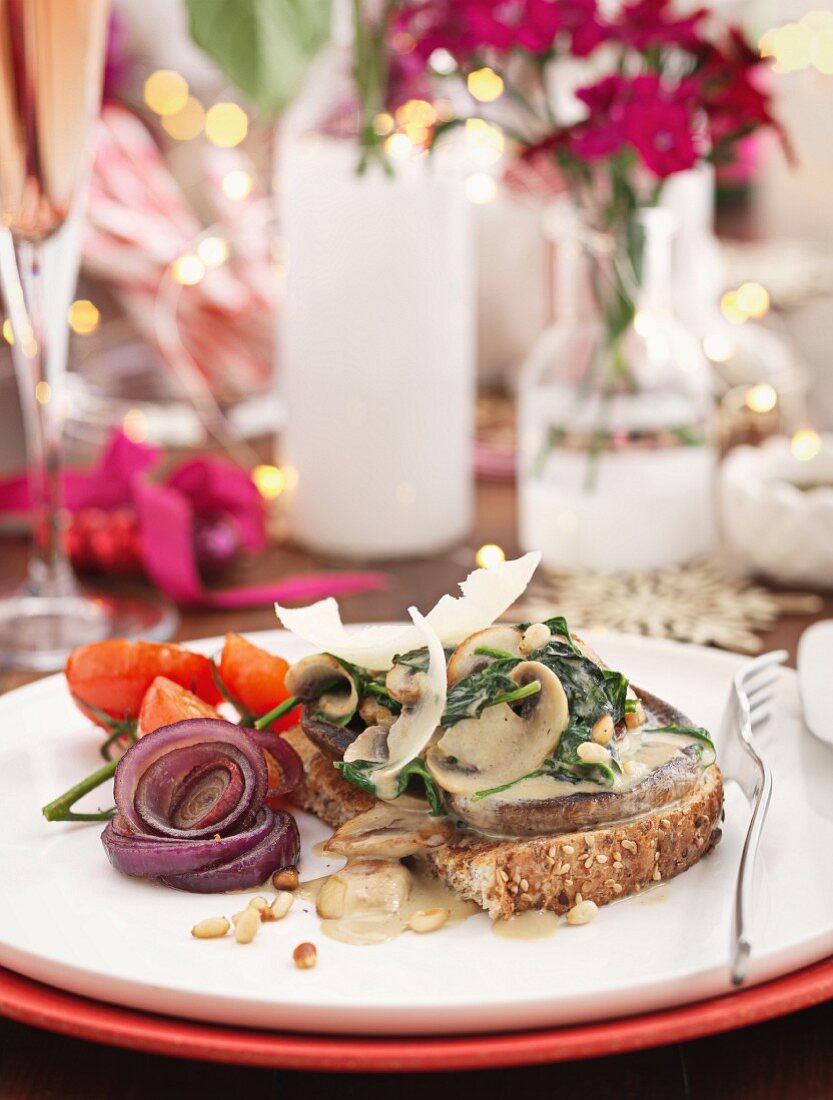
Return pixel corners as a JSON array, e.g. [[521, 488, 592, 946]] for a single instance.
[[102, 718, 302, 892]]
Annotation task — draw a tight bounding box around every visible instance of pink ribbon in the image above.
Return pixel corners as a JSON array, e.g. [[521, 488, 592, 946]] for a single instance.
[[0, 432, 389, 609]]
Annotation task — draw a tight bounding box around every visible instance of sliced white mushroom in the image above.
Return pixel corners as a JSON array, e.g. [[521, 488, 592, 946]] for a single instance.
[[446, 625, 524, 686], [426, 662, 570, 797], [324, 803, 454, 859], [275, 552, 541, 670], [285, 653, 360, 722]]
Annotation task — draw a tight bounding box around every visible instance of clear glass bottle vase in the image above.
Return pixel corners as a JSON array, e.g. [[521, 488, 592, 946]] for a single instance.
[[518, 204, 717, 573]]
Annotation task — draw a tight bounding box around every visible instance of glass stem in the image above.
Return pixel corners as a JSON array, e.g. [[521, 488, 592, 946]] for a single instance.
[[8, 233, 76, 598]]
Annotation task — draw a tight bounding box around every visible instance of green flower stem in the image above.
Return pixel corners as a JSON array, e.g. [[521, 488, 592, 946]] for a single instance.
[[42, 758, 118, 823]]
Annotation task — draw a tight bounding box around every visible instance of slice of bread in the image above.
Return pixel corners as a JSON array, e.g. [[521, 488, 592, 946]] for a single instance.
[[283, 725, 724, 920]]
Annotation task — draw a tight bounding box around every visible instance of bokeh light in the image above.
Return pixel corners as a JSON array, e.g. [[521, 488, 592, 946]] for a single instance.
[[465, 118, 505, 166], [791, 428, 822, 461], [252, 464, 286, 499], [205, 102, 248, 148], [34, 381, 51, 405], [703, 333, 736, 363], [2, 319, 13, 344], [143, 70, 189, 116], [760, 11, 833, 73], [465, 173, 498, 204], [745, 383, 778, 413], [221, 170, 254, 201], [476, 543, 506, 569], [67, 299, 100, 335], [162, 96, 205, 141], [171, 252, 205, 286], [467, 67, 504, 102], [122, 408, 148, 443], [735, 282, 770, 319], [197, 236, 230, 269]]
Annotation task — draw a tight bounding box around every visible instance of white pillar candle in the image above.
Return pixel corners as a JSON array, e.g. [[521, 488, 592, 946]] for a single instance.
[[277, 135, 475, 559]]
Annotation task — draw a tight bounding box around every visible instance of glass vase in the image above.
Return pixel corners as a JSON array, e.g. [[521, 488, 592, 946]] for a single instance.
[[518, 204, 717, 573]]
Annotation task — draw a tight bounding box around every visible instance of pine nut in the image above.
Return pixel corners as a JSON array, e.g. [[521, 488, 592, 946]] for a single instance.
[[272, 867, 300, 891], [267, 891, 294, 922], [248, 896, 269, 912], [234, 908, 261, 944], [623, 761, 636, 776], [191, 917, 230, 939], [408, 907, 450, 934], [591, 714, 615, 745], [520, 622, 551, 654], [293, 942, 317, 969], [566, 899, 599, 926], [577, 741, 611, 765]]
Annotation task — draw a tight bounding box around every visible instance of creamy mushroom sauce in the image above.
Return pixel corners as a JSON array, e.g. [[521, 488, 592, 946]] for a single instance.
[[292, 719, 707, 945], [485, 727, 698, 803], [297, 860, 479, 947]]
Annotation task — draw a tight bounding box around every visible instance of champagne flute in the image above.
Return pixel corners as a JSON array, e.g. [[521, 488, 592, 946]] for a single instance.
[[0, 0, 177, 670]]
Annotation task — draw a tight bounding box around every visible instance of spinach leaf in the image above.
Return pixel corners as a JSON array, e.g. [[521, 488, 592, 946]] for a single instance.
[[531, 640, 628, 725], [554, 718, 617, 786], [334, 757, 445, 816], [642, 724, 716, 764], [364, 679, 402, 715], [392, 646, 455, 673], [442, 659, 520, 726]]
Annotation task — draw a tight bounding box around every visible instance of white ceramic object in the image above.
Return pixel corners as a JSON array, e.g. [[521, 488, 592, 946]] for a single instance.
[[0, 630, 831, 1036], [720, 434, 833, 587], [277, 133, 475, 559], [797, 620, 833, 747]]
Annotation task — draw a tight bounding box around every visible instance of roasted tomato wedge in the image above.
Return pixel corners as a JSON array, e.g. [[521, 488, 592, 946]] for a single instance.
[[66, 640, 222, 729], [137, 676, 222, 737], [216, 633, 301, 731]]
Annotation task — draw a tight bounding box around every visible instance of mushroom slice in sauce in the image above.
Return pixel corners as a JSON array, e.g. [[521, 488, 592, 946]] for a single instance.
[[445, 625, 524, 686], [316, 858, 412, 920], [426, 661, 569, 797], [359, 696, 396, 729], [285, 653, 362, 724], [324, 803, 454, 859]]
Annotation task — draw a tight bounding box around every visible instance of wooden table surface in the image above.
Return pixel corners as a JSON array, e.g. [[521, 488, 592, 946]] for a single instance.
[[0, 479, 830, 1099]]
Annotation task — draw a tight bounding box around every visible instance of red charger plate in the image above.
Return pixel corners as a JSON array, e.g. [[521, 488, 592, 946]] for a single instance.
[[0, 958, 830, 1072]]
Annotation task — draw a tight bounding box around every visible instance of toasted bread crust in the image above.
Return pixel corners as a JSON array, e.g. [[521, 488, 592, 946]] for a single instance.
[[283, 725, 724, 920]]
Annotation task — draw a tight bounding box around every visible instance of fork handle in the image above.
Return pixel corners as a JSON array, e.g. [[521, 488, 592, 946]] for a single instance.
[[731, 754, 773, 986]]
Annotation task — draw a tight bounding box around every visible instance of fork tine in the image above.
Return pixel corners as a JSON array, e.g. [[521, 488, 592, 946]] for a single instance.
[[746, 673, 781, 701], [749, 693, 774, 716], [740, 651, 788, 687]]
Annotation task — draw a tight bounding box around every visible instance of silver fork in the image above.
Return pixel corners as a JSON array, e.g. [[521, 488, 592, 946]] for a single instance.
[[719, 649, 787, 986]]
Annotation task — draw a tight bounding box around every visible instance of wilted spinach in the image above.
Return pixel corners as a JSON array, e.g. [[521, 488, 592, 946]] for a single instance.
[[334, 756, 445, 816]]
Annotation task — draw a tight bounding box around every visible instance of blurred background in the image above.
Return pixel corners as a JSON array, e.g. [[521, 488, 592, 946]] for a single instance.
[[1, 0, 832, 661]]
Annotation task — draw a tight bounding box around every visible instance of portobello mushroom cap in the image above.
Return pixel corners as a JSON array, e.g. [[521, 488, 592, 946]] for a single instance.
[[444, 688, 707, 836], [426, 661, 569, 797], [300, 706, 357, 760]]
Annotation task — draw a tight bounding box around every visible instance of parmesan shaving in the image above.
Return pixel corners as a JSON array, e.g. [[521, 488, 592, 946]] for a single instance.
[[274, 552, 541, 670], [368, 607, 447, 801]]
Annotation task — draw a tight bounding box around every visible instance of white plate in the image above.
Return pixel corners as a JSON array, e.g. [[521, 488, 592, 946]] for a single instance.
[[0, 630, 831, 1037]]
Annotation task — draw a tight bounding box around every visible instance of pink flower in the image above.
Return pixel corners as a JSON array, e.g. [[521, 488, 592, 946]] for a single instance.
[[608, 0, 708, 51], [394, 0, 605, 65], [568, 74, 699, 178]]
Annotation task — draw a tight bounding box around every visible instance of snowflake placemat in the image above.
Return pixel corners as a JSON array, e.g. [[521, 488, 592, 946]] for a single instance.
[[511, 560, 823, 654]]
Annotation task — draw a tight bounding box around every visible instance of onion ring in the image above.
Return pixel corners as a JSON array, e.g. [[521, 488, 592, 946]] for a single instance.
[[101, 718, 303, 893]]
